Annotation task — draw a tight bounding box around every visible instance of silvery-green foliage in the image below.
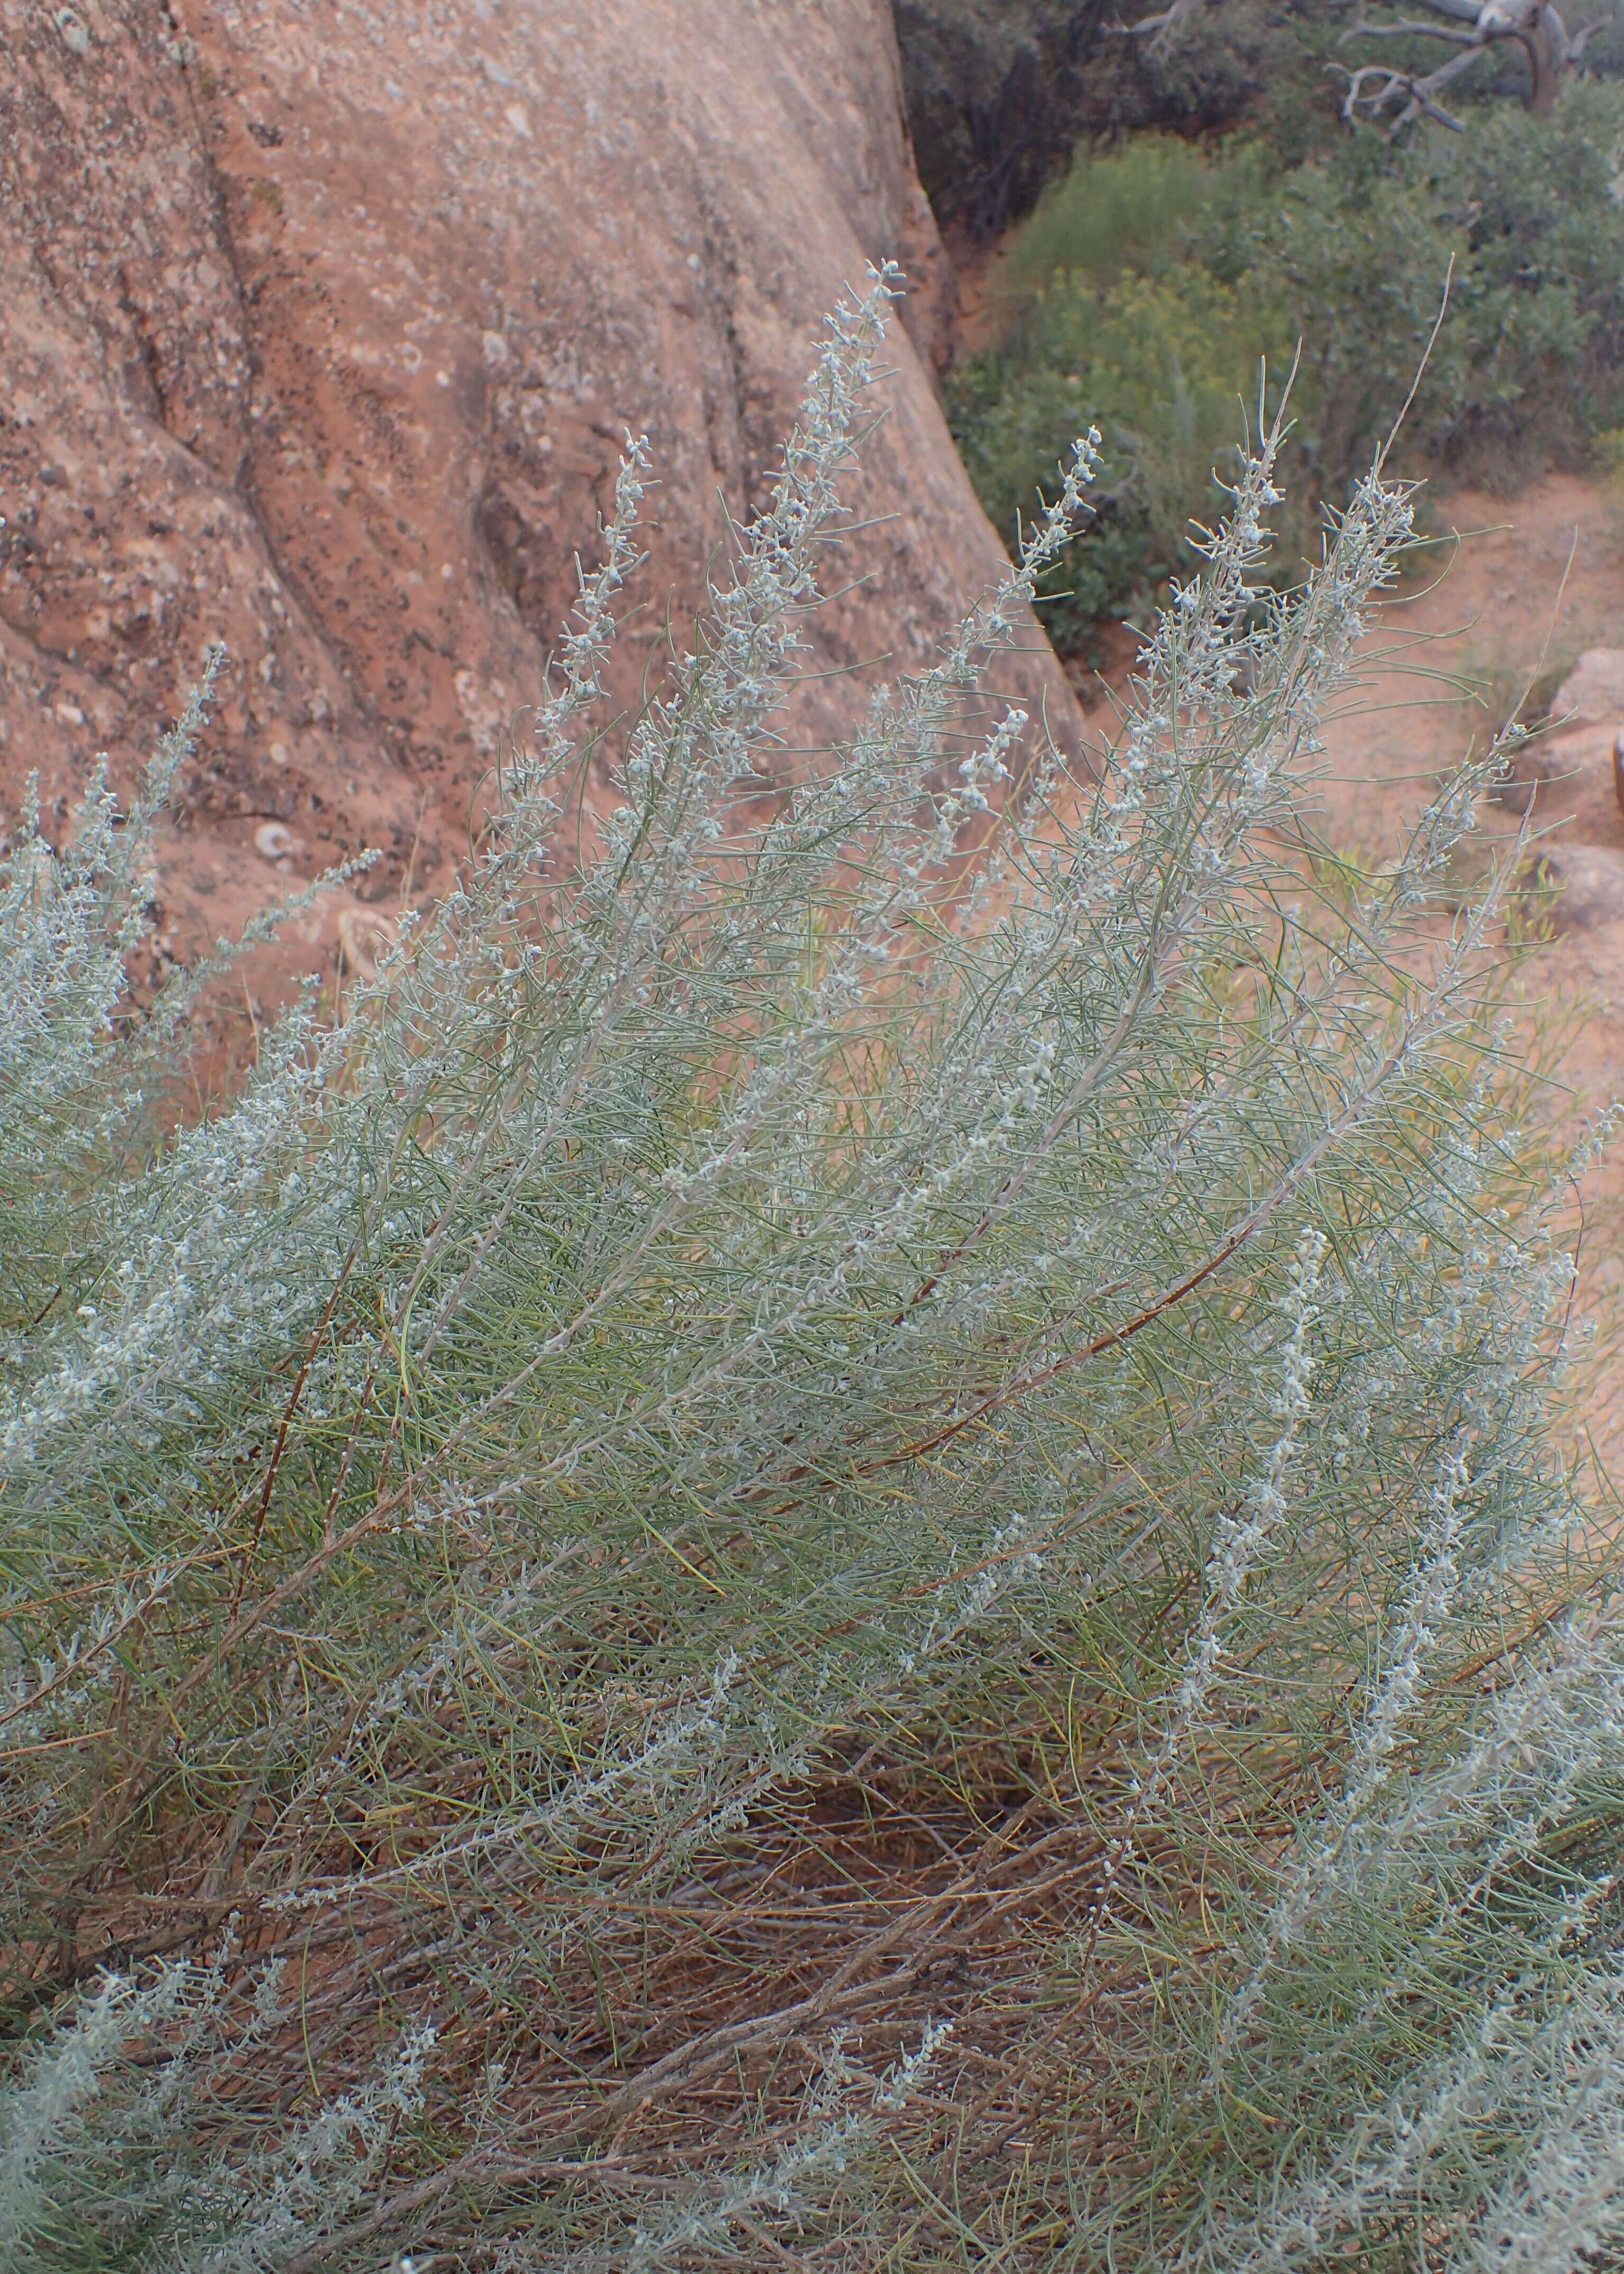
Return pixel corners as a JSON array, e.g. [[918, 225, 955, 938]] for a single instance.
[[2, 268, 1622, 2270], [0, 1941, 432, 2271]]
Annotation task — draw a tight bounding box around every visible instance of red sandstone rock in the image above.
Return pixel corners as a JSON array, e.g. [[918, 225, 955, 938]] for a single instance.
[[0, 0, 1077, 997], [1553, 650, 1624, 732], [1528, 842, 1624, 933]]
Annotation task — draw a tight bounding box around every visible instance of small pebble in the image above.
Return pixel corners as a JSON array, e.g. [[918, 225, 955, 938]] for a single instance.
[[254, 821, 303, 863]]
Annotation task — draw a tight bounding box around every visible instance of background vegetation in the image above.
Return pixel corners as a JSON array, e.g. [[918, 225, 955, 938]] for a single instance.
[[941, 41, 1624, 652]]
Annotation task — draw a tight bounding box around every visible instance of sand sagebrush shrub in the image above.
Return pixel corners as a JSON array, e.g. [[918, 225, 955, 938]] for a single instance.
[[3, 272, 1623, 2270]]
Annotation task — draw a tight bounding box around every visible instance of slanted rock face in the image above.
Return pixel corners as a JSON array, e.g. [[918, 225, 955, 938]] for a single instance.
[[0, 0, 1076, 977]]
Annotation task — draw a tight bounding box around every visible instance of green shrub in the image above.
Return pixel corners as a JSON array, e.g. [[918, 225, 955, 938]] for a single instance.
[[1452, 82, 1624, 434], [4, 277, 1624, 2270], [1006, 134, 1274, 294], [1193, 93, 1624, 483], [951, 255, 1295, 643], [953, 86, 1624, 651]]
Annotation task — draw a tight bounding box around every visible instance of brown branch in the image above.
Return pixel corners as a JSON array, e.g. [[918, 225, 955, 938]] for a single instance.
[[280, 1798, 1057, 2270], [228, 1249, 361, 1620]]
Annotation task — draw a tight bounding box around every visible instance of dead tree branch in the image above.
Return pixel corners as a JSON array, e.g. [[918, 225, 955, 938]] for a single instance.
[[1119, 0, 1609, 130]]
